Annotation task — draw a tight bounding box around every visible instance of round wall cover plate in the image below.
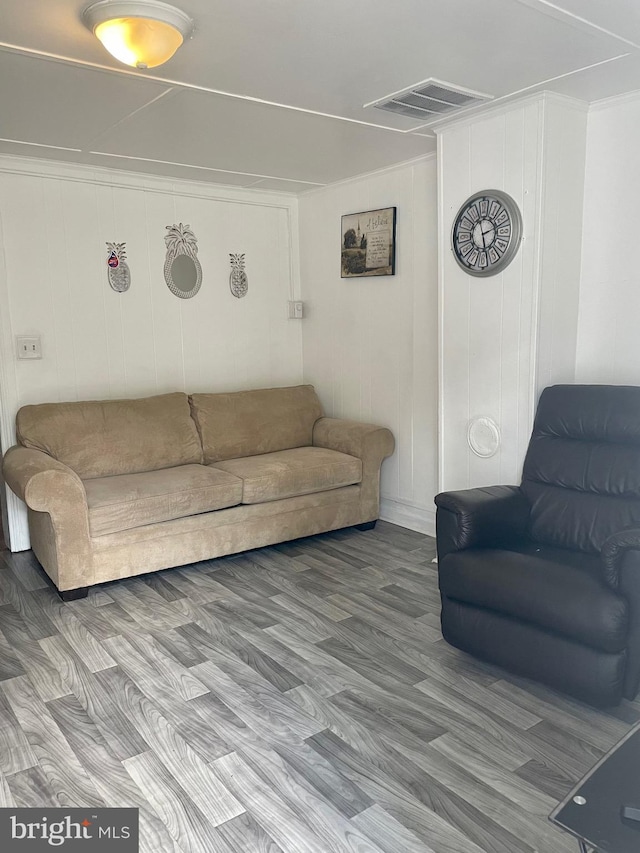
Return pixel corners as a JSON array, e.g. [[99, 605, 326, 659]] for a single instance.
[[467, 416, 501, 458]]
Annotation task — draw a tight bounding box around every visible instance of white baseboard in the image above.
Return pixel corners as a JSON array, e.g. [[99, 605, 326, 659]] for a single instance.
[[379, 497, 436, 537]]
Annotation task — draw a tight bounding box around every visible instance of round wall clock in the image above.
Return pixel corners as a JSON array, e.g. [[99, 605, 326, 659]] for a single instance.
[[451, 189, 522, 277]]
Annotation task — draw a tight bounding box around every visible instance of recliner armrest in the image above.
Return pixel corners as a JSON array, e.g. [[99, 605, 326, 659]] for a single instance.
[[435, 485, 529, 560], [600, 528, 640, 699], [601, 528, 640, 589]]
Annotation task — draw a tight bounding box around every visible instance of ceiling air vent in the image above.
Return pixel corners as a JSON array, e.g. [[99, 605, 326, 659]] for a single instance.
[[367, 78, 492, 122]]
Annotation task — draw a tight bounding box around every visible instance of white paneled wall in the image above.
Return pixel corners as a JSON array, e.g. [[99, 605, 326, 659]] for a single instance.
[[535, 96, 589, 396], [299, 156, 438, 534], [438, 101, 541, 493], [437, 94, 587, 492], [0, 157, 302, 549], [577, 95, 640, 384]]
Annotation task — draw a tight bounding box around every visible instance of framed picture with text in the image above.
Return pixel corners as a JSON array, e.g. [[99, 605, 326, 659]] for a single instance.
[[341, 207, 396, 278]]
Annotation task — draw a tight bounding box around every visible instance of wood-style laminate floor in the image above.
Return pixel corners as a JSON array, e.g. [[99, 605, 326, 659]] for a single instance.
[[0, 521, 636, 853]]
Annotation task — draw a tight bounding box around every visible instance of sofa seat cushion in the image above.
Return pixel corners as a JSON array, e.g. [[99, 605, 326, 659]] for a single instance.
[[211, 446, 362, 504], [439, 548, 628, 654], [84, 465, 243, 537]]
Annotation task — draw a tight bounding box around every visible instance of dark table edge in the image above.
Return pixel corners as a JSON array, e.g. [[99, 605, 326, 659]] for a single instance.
[[548, 720, 640, 851]]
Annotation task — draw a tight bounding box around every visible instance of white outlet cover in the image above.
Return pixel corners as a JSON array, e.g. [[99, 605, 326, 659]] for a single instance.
[[17, 335, 42, 359]]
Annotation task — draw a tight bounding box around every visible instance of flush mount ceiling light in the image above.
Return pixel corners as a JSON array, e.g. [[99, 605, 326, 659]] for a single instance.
[[82, 0, 193, 69]]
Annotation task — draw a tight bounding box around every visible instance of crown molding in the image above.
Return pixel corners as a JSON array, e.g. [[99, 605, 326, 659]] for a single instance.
[[431, 90, 587, 135], [0, 152, 300, 209], [589, 87, 640, 113], [298, 152, 436, 197]]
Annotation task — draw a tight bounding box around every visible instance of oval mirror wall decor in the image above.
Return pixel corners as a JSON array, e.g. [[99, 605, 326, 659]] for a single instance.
[[164, 223, 202, 299]]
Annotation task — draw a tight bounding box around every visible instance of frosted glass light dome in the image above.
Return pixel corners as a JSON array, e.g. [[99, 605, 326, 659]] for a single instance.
[[83, 0, 193, 69]]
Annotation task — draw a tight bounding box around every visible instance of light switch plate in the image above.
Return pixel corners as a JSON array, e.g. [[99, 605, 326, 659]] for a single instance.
[[287, 300, 304, 319], [17, 336, 42, 359]]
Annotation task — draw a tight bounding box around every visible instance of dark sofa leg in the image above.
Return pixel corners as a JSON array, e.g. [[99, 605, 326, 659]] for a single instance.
[[59, 587, 89, 602], [356, 520, 377, 531]]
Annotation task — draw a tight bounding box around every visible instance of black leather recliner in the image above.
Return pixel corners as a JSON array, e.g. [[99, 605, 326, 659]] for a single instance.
[[436, 384, 640, 708]]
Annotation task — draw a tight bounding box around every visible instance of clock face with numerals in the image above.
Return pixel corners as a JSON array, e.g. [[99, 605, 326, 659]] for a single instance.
[[451, 190, 522, 277]]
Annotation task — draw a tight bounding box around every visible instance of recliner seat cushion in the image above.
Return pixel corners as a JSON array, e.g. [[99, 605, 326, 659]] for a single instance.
[[16, 393, 203, 479], [85, 464, 243, 537], [440, 548, 628, 653], [211, 446, 362, 504], [190, 385, 323, 464]]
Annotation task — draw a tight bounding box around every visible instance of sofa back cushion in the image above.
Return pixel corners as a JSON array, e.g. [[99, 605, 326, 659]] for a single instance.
[[521, 384, 640, 553], [16, 392, 203, 479], [190, 385, 323, 464]]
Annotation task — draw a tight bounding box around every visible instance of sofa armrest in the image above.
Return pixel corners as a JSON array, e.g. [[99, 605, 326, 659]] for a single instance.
[[3, 446, 83, 505], [313, 418, 394, 520], [435, 485, 530, 560], [313, 417, 394, 462], [2, 446, 92, 573]]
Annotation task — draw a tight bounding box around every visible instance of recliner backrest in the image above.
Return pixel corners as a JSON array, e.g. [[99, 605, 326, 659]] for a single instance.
[[521, 385, 640, 553]]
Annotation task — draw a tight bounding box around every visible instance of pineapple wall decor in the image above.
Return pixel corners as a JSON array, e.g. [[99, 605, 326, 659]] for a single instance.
[[164, 223, 202, 299], [229, 253, 248, 298], [106, 242, 131, 293]]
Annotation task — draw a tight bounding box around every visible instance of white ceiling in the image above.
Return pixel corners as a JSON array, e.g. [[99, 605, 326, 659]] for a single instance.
[[2, 0, 640, 192]]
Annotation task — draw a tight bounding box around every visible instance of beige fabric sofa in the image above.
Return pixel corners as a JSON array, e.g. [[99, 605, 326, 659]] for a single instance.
[[2, 385, 394, 599]]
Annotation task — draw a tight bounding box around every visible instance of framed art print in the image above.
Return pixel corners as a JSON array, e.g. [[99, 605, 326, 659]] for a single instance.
[[341, 207, 396, 278]]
